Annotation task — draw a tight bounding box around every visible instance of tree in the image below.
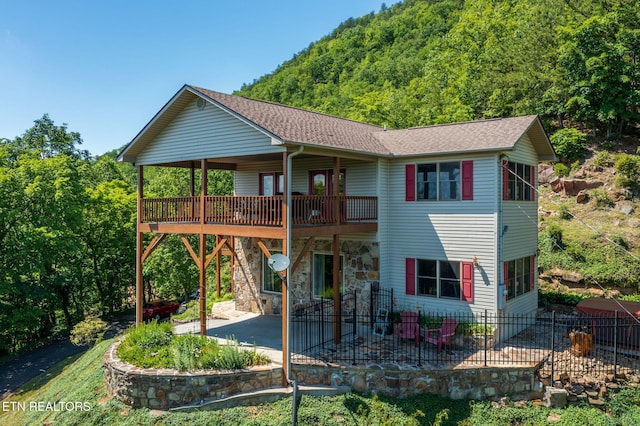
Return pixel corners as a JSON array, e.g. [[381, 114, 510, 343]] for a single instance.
[[556, 13, 640, 137]]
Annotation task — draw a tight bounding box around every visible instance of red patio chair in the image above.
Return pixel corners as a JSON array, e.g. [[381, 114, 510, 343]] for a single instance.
[[425, 318, 457, 353], [396, 311, 420, 346]]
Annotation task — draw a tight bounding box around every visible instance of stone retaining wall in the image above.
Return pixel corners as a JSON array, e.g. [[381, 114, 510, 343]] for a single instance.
[[293, 364, 543, 401], [104, 341, 283, 409]]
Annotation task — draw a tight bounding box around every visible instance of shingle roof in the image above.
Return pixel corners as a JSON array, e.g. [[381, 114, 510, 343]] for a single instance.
[[118, 84, 555, 163], [191, 86, 391, 155], [372, 115, 544, 156], [191, 86, 553, 160]]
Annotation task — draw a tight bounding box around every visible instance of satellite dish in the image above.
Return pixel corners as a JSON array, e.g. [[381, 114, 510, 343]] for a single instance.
[[268, 254, 290, 272]]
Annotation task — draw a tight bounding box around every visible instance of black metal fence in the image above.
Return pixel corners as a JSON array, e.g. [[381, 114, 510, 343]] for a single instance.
[[291, 290, 640, 383]]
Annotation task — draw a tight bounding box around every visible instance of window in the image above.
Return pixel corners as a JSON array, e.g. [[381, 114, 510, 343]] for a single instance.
[[417, 259, 461, 300], [263, 251, 282, 293], [506, 256, 533, 299], [406, 161, 473, 201], [259, 172, 284, 195], [407, 258, 473, 301], [309, 169, 345, 196], [417, 162, 460, 201], [504, 162, 534, 201], [312, 253, 344, 299]]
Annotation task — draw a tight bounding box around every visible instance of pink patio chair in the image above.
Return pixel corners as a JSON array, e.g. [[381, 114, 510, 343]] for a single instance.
[[425, 318, 458, 354], [396, 311, 420, 346]]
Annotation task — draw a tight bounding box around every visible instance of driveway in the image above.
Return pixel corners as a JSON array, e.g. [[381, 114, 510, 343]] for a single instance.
[[0, 317, 133, 400]]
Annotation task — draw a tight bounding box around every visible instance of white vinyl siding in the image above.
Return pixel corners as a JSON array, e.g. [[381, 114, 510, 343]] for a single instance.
[[136, 98, 283, 165], [501, 135, 539, 317], [384, 154, 498, 315]]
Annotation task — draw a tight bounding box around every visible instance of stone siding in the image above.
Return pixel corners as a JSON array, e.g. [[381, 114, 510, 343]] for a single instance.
[[104, 340, 283, 409], [293, 364, 543, 401], [233, 237, 379, 315]]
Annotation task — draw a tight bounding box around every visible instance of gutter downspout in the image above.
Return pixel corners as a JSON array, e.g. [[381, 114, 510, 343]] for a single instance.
[[285, 145, 304, 384], [497, 154, 508, 312]]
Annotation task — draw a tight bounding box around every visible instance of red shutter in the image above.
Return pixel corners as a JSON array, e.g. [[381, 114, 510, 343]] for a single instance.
[[503, 262, 510, 300], [502, 160, 509, 200], [461, 261, 474, 302], [461, 160, 474, 200], [405, 164, 416, 201], [530, 165, 536, 201], [405, 258, 416, 295], [530, 255, 536, 291]]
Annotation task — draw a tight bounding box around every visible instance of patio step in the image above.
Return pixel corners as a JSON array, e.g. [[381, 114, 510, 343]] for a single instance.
[[169, 385, 350, 412]]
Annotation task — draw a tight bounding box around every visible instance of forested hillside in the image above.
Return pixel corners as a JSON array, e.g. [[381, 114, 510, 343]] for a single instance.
[[238, 0, 640, 137], [3, 0, 640, 356], [238, 0, 640, 297]]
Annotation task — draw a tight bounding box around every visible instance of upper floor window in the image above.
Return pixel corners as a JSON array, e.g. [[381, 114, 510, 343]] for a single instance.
[[503, 162, 534, 201], [309, 169, 345, 196], [406, 161, 473, 202], [417, 162, 460, 201]]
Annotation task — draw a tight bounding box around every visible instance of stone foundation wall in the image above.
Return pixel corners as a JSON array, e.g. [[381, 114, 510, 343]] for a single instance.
[[233, 237, 379, 315], [104, 341, 283, 409], [293, 364, 543, 401]]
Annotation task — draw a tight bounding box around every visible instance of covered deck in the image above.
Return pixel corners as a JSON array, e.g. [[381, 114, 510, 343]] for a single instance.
[[139, 194, 378, 238]]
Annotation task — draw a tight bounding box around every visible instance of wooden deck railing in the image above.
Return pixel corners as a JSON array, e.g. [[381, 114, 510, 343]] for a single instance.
[[140, 195, 377, 226]]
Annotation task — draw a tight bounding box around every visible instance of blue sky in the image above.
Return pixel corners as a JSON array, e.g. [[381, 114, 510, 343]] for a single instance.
[[1, 1, 391, 156]]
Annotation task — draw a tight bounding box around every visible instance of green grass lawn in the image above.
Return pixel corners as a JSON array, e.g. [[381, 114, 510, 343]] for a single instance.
[[1, 337, 639, 425]]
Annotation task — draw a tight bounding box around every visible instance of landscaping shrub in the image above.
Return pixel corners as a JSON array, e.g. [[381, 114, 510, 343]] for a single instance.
[[614, 153, 640, 188], [70, 317, 108, 346], [554, 163, 569, 177], [546, 224, 564, 251], [173, 334, 208, 370], [117, 322, 269, 370], [538, 288, 588, 307], [559, 204, 572, 220], [590, 189, 614, 208], [593, 150, 613, 168], [117, 321, 174, 368], [549, 128, 588, 163]]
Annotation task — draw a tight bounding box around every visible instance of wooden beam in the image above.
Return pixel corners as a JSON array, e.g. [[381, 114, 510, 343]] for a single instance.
[[255, 239, 272, 258], [199, 158, 208, 337], [291, 237, 315, 274], [140, 223, 287, 239], [216, 235, 221, 298], [180, 235, 200, 268], [139, 222, 377, 239], [333, 157, 340, 225], [205, 237, 227, 269], [141, 233, 167, 263], [136, 165, 144, 326], [199, 231, 207, 337]]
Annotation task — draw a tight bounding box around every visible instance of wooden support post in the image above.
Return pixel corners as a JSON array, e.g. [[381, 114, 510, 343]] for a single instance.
[[216, 235, 221, 298], [136, 165, 144, 326], [333, 233, 341, 343], [199, 159, 208, 336], [333, 156, 340, 225]]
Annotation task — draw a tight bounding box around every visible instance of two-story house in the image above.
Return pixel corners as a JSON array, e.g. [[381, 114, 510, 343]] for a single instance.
[[118, 85, 555, 341]]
